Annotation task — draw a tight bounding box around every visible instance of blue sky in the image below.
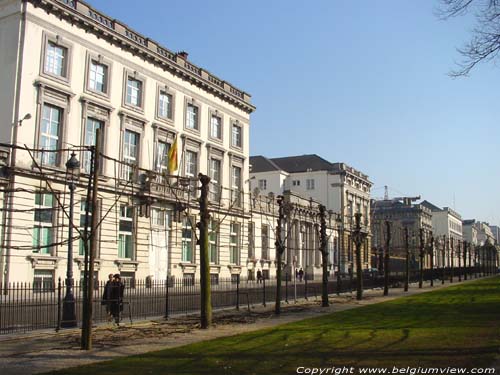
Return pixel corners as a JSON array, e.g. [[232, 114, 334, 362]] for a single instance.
[[85, 0, 500, 225]]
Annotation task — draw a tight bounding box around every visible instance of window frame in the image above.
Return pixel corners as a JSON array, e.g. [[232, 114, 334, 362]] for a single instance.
[[181, 216, 195, 263], [33, 192, 56, 256], [209, 219, 219, 264], [119, 113, 145, 182], [80, 99, 110, 176], [85, 52, 112, 99], [40, 32, 72, 84], [231, 163, 243, 208], [118, 204, 135, 260], [230, 120, 243, 150], [306, 178, 315, 190], [155, 84, 175, 123], [229, 222, 240, 265], [208, 109, 223, 143], [35, 83, 72, 169], [122, 69, 146, 112], [184, 98, 200, 133], [258, 179, 267, 190]]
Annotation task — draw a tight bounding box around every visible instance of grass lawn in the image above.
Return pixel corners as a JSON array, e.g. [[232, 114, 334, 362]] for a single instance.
[[49, 277, 500, 375]]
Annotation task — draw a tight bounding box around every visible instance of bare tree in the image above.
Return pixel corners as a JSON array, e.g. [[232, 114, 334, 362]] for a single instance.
[[438, 0, 500, 76]]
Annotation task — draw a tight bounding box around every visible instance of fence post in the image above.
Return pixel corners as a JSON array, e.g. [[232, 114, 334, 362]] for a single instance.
[[164, 278, 169, 319], [262, 278, 266, 307], [56, 278, 62, 332], [236, 274, 240, 311]]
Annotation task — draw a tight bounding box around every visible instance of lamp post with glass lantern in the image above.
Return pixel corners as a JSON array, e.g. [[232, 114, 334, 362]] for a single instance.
[[61, 152, 80, 328]]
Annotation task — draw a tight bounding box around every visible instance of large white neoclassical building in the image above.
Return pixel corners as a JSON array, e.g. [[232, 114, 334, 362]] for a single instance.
[[0, 0, 260, 286]]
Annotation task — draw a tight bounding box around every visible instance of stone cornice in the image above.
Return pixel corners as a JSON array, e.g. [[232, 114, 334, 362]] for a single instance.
[[29, 0, 256, 114]]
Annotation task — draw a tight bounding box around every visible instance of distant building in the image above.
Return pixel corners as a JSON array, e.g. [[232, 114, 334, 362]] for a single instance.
[[462, 219, 479, 246], [371, 198, 432, 271], [421, 201, 463, 267], [490, 225, 500, 245], [250, 154, 372, 273]]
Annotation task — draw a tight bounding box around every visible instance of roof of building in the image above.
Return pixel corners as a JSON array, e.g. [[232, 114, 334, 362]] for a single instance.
[[420, 200, 442, 212], [31, 0, 254, 113], [250, 154, 371, 183], [270, 154, 333, 173], [249, 156, 283, 173], [462, 219, 476, 225]]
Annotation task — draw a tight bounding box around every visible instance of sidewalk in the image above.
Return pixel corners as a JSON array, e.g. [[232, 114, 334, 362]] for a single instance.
[[0, 278, 493, 375]]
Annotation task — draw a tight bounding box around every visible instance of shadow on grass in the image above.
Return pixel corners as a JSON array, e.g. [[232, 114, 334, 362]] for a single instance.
[[46, 277, 500, 375]]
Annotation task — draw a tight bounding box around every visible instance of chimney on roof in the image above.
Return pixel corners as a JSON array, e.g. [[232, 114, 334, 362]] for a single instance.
[[177, 51, 189, 60]]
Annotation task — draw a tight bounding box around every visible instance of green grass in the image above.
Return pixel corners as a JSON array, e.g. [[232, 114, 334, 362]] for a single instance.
[[50, 277, 500, 375]]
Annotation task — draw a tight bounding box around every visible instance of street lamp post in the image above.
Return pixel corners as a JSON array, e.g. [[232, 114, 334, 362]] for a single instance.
[[335, 216, 343, 295], [61, 152, 80, 328], [352, 213, 368, 301]]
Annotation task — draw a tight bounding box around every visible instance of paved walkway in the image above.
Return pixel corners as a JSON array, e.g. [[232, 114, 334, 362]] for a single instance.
[[0, 277, 496, 374]]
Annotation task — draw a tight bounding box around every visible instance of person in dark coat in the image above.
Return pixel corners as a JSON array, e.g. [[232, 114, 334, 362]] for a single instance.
[[101, 273, 114, 321], [109, 274, 125, 325], [298, 268, 304, 282], [256, 269, 263, 284]]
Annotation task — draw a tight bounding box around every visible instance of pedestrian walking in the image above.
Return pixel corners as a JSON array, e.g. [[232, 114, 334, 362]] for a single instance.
[[109, 274, 125, 325], [101, 273, 114, 321], [257, 269, 263, 284], [298, 268, 304, 282]]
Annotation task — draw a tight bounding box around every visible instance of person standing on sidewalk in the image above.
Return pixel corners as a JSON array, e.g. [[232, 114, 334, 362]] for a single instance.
[[109, 274, 125, 325], [101, 273, 114, 321]]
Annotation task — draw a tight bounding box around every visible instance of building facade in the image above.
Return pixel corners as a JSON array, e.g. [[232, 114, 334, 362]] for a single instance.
[[250, 154, 372, 273], [421, 201, 463, 267], [0, 0, 260, 285], [371, 199, 432, 271]]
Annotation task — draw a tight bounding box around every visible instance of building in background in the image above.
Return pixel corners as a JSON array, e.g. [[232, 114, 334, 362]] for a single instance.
[[371, 198, 432, 272], [421, 201, 463, 267], [250, 154, 372, 273]]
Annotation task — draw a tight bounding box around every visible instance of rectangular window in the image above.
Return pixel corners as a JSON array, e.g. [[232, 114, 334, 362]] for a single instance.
[[306, 179, 315, 190], [40, 104, 62, 166], [258, 179, 267, 190], [210, 114, 222, 139], [231, 124, 242, 148], [33, 270, 55, 293], [88, 60, 107, 93], [209, 220, 218, 264], [45, 42, 67, 77], [182, 217, 194, 263], [158, 91, 173, 119], [185, 150, 197, 177], [126, 77, 142, 107], [83, 118, 103, 174], [209, 158, 221, 201], [156, 141, 170, 174], [261, 225, 269, 259], [231, 166, 242, 207], [33, 193, 54, 255], [79, 199, 92, 256], [230, 223, 240, 264], [292, 180, 300, 186], [122, 130, 139, 180], [248, 222, 255, 259], [186, 103, 199, 130], [118, 205, 133, 259]]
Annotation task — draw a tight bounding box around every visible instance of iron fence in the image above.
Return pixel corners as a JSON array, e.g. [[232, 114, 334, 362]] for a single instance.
[[0, 266, 484, 335]]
